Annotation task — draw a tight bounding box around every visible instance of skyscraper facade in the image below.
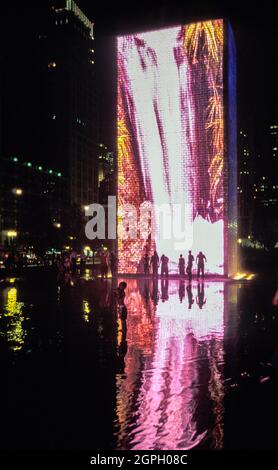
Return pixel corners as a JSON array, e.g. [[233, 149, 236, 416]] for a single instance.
[[1, 1, 98, 211]]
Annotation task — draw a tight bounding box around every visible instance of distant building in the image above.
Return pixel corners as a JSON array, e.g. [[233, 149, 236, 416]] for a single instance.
[[98, 144, 114, 187], [265, 123, 278, 209], [0, 156, 67, 248], [269, 124, 278, 163], [238, 130, 254, 237], [253, 124, 278, 211]]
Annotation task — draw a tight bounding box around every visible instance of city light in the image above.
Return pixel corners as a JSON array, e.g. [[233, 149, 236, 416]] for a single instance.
[[84, 205, 89, 212], [53, 222, 61, 229], [233, 272, 255, 280], [7, 231, 17, 237], [83, 246, 92, 256], [14, 188, 23, 196]]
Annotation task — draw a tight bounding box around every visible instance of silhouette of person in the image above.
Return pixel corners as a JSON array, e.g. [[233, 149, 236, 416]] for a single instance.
[[178, 254, 185, 277], [196, 282, 206, 309], [161, 278, 169, 302], [179, 280, 185, 303], [150, 250, 160, 277], [100, 251, 108, 278], [186, 250, 195, 282], [160, 254, 169, 277], [196, 251, 207, 279], [70, 251, 77, 274], [143, 252, 150, 275], [186, 283, 194, 309], [115, 281, 127, 317]]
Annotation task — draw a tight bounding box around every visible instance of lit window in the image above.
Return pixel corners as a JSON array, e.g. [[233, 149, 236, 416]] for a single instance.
[[48, 62, 57, 68]]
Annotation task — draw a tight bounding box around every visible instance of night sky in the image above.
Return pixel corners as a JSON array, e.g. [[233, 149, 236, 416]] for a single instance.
[[1, 0, 278, 155], [90, 0, 278, 123], [81, 0, 278, 145]]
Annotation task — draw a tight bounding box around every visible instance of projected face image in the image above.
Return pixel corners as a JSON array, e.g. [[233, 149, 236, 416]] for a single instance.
[[118, 20, 224, 274]]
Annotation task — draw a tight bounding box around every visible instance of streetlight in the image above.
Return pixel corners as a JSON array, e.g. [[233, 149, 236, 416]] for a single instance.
[[12, 188, 23, 196], [12, 189, 23, 231], [7, 230, 17, 247], [7, 230, 17, 237]]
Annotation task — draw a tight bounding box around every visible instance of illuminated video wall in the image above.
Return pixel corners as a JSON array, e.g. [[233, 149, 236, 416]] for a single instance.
[[117, 19, 237, 275]]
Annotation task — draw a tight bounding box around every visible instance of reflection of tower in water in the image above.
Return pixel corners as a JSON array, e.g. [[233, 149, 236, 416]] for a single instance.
[[115, 280, 225, 450]]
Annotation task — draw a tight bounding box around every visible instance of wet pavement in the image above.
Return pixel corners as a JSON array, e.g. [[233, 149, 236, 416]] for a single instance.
[[1, 269, 278, 450]]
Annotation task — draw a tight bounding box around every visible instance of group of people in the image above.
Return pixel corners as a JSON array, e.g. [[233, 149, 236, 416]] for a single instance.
[[55, 250, 118, 280], [143, 250, 207, 280], [56, 251, 87, 277]]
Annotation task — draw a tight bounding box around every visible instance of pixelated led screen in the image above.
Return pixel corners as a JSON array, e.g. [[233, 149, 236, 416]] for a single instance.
[[118, 20, 224, 274]]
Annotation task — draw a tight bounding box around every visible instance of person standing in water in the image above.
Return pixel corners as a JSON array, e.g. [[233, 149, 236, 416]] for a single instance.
[[186, 250, 195, 282], [196, 251, 207, 279], [143, 252, 150, 275], [150, 250, 160, 277], [160, 254, 169, 277], [178, 254, 185, 277]]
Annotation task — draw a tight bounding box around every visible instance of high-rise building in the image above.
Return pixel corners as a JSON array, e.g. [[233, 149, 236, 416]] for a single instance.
[[238, 130, 254, 237], [253, 124, 278, 211], [97, 143, 114, 187], [1, 1, 98, 212], [266, 123, 278, 209], [269, 124, 278, 162]]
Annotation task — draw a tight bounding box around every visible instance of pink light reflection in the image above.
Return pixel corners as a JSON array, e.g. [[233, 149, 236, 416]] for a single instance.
[[115, 280, 224, 450]]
